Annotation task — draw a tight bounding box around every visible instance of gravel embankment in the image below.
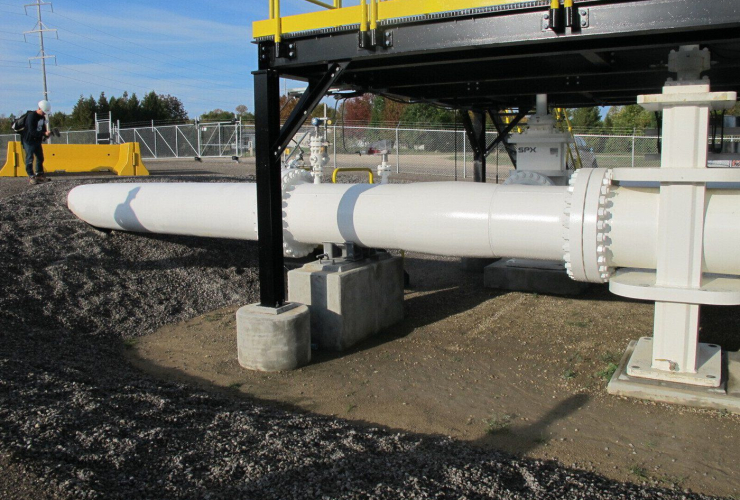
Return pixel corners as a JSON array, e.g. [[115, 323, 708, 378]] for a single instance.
[[0, 177, 719, 499]]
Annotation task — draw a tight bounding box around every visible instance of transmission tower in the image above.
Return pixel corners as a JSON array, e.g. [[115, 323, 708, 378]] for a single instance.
[[24, 0, 57, 101]]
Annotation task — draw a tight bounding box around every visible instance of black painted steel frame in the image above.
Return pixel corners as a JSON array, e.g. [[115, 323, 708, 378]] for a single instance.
[[253, 0, 740, 308], [253, 63, 348, 307]]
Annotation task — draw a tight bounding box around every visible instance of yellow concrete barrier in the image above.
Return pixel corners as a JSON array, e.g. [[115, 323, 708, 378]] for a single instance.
[[0, 142, 149, 177]]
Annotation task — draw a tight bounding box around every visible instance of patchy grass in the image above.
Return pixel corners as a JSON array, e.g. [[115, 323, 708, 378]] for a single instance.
[[228, 382, 243, 390], [600, 351, 620, 364], [628, 464, 649, 480], [346, 404, 357, 414], [123, 338, 138, 349], [659, 474, 687, 489], [562, 369, 577, 380], [533, 434, 549, 445], [596, 363, 618, 380], [485, 413, 514, 434], [567, 320, 590, 328]]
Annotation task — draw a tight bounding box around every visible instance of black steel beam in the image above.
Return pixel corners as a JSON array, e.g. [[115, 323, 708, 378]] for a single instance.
[[275, 62, 348, 155], [254, 69, 285, 308], [488, 110, 527, 166], [265, 0, 740, 71], [461, 110, 487, 183]]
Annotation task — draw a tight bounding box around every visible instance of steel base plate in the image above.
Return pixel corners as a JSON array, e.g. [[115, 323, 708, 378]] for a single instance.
[[625, 337, 722, 387], [607, 340, 740, 414]]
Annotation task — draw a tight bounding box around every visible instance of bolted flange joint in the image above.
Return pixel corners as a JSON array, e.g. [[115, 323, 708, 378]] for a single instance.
[[562, 168, 613, 283]]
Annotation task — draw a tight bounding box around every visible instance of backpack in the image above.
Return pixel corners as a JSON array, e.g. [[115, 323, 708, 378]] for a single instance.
[[11, 111, 29, 133]]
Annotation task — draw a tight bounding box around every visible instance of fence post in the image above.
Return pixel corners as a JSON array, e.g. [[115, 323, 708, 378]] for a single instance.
[[395, 123, 400, 173], [631, 127, 636, 168], [152, 120, 157, 158], [462, 129, 467, 179], [196, 120, 201, 157], [236, 119, 241, 158]]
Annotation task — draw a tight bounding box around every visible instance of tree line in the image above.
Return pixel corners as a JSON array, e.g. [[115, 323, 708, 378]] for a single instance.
[[0, 91, 254, 133], [2, 90, 737, 134]]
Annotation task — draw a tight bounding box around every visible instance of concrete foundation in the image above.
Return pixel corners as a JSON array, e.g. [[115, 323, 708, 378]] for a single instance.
[[608, 340, 740, 413], [484, 258, 590, 295], [236, 303, 311, 372], [288, 254, 404, 351]]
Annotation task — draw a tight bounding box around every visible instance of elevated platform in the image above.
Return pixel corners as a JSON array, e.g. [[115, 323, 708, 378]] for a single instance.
[[254, 0, 740, 108]]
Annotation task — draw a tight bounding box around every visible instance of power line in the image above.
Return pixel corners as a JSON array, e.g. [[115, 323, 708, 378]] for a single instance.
[[47, 34, 247, 93], [23, 0, 57, 101], [48, 65, 243, 109], [48, 9, 251, 79], [50, 48, 241, 96], [0, 9, 29, 16]]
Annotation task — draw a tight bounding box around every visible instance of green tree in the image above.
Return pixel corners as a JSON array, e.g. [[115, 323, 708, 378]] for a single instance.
[[200, 108, 235, 122], [568, 107, 602, 131], [96, 92, 110, 116], [70, 95, 98, 129], [0, 115, 13, 134], [160, 94, 188, 121], [127, 93, 141, 123], [141, 91, 163, 121], [605, 105, 657, 132], [400, 103, 454, 126]]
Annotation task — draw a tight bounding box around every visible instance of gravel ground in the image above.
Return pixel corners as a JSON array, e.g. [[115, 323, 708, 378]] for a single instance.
[[0, 176, 721, 499]]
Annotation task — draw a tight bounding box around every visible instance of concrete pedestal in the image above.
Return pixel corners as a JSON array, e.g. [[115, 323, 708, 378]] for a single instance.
[[288, 254, 404, 351], [484, 258, 589, 295], [236, 303, 311, 372], [608, 340, 740, 413]]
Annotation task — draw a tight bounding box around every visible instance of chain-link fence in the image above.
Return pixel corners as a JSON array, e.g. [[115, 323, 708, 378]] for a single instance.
[[4, 121, 734, 180]]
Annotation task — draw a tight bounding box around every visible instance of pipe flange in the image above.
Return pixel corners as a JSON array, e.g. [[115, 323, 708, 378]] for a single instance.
[[563, 168, 613, 283], [503, 170, 555, 186], [281, 169, 316, 258]]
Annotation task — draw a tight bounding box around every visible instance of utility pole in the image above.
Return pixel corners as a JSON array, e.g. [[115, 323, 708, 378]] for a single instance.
[[24, 0, 57, 101]]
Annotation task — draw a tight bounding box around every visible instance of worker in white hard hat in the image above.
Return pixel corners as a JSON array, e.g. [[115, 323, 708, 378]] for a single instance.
[[21, 100, 52, 185]]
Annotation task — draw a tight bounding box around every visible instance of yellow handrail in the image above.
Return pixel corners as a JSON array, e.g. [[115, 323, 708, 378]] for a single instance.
[[360, 0, 368, 32], [332, 167, 374, 184], [554, 108, 583, 169], [255, 0, 537, 40]]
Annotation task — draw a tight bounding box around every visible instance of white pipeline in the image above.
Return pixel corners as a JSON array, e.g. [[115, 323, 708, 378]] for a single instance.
[[67, 180, 740, 277]]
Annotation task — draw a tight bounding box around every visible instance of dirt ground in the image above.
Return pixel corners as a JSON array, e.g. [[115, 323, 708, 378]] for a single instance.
[[4, 159, 739, 498], [128, 252, 740, 498]]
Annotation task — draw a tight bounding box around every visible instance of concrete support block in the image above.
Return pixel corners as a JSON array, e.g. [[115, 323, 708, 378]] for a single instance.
[[236, 303, 311, 372], [288, 255, 404, 351], [484, 258, 589, 295]]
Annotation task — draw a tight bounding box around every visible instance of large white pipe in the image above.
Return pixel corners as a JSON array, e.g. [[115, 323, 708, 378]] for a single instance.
[[284, 182, 567, 260], [67, 181, 740, 276], [68, 183, 258, 240]]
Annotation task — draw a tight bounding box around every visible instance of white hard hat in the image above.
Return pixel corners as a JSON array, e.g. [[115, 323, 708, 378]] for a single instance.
[[38, 100, 51, 114]]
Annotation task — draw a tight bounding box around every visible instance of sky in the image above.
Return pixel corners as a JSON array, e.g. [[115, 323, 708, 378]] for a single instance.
[[0, 0, 316, 119]]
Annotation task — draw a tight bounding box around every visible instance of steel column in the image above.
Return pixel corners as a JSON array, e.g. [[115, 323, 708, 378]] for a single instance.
[[254, 69, 285, 308], [461, 109, 487, 182]]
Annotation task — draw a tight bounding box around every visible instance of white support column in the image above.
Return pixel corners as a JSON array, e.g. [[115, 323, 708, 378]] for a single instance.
[[611, 46, 737, 388], [652, 86, 710, 376]]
